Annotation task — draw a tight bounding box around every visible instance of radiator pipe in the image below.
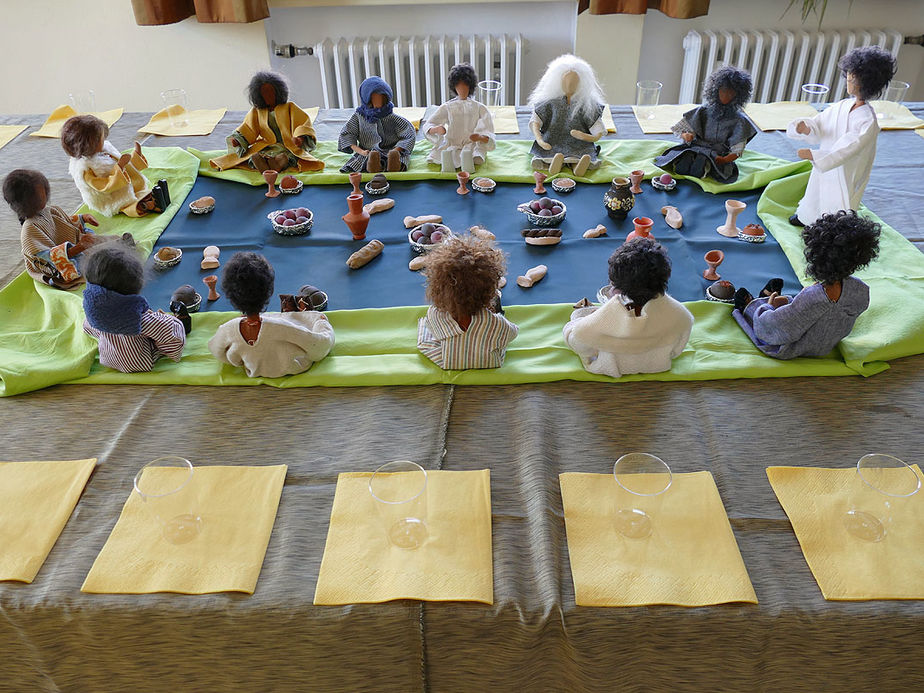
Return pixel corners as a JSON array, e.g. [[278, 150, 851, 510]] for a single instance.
[[272, 41, 314, 58], [904, 34, 924, 46]]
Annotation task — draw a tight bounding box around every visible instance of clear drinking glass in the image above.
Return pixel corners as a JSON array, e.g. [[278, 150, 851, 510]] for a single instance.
[[635, 80, 663, 120], [69, 90, 96, 114], [133, 456, 203, 545], [843, 453, 921, 542], [612, 453, 673, 539], [369, 460, 429, 549], [477, 80, 502, 108], [801, 83, 829, 104], [160, 88, 189, 128], [877, 80, 910, 120]]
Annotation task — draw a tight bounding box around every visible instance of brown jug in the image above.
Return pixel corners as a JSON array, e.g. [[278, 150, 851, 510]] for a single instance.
[[342, 193, 370, 240]]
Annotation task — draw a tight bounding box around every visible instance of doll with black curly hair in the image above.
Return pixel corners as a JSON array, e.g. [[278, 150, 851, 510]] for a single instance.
[[210, 70, 323, 173], [732, 210, 880, 359], [418, 232, 517, 370], [787, 46, 896, 226], [563, 238, 693, 378], [82, 241, 186, 373], [208, 252, 334, 378], [423, 63, 495, 171], [655, 65, 758, 183]]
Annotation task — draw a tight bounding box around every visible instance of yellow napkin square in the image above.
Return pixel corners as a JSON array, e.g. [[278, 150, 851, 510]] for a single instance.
[[487, 105, 519, 134], [0, 124, 27, 151], [314, 469, 493, 605], [631, 104, 696, 134], [304, 106, 319, 123], [0, 458, 96, 582], [82, 464, 287, 594], [744, 101, 820, 131], [869, 101, 924, 130], [560, 471, 757, 606], [601, 106, 616, 133], [916, 127, 924, 141], [138, 106, 227, 136], [767, 465, 924, 600], [31, 105, 124, 138], [394, 106, 428, 130]]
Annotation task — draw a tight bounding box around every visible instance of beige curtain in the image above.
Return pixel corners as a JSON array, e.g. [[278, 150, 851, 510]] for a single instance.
[[578, 0, 710, 18], [131, 0, 269, 25]]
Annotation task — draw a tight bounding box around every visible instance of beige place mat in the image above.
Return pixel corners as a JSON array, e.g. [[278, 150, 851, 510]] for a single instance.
[[561, 471, 757, 607], [487, 105, 519, 134], [31, 105, 124, 138], [767, 465, 924, 600], [744, 101, 820, 131], [0, 458, 96, 582], [314, 469, 493, 605], [631, 104, 696, 134], [916, 127, 924, 140], [0, 124, 27, 151], [82, 465, 287, 594], [870, 101, 924, 130], [601, 106, 616, 133], [393, 106, 428, 130], [138, 106, 227, 136]]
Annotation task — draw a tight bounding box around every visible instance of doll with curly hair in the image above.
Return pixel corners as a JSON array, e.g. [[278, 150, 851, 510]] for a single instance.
[[208, 252, 334, 378], [528, 54, 608, 177], [211, 70, 323, 173], [563, 238, 693, 378], [418, 233, 518, 370], [423, 63, 495, 170], [787, 46, 896, 226], [732, 210, 880, 359], [338, 76, 417, 173], [655, 65, 758, 183]]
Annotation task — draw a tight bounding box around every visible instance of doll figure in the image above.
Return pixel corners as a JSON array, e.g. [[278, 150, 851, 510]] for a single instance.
[[82, 242, 186, 373], [418, 232, 518, 370], [210, 70, 323, 173], [62, 115, 160, 217], [528, 54, 607, 177], [655, 66, 757, 184], [563, 238, 693, 378], [338, 76, 417, 173], [732, 211, 880, 359], [208, 252, 334, 378], [424, 63, 495, 170], [4, 169, 101, 289], [787, 46, 896, 226]]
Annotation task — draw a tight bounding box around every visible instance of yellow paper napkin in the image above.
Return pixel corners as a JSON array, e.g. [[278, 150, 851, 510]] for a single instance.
[[767, 465, 924, 600], [916, 127, 924, 141], [394, 106, 428, 130], [487, 105, 519, 134], [744, 101, 820, 131], [82, 464, 287, 594], [0, 124, 27, 151], [601, 106, 616, 133], [138, 106, 227, 136], [869, 101, 924, 130], [560, 471, 757, 606], [0, 458, 96, 582], [314, 469, 493, 605], [30, 105, 124, 138], [631, 104, 696, 134]]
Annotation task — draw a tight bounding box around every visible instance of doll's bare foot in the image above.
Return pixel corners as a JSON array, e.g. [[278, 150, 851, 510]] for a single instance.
[[548, 153, 564, 175], [270, 153, 291, 171], [572, 154, 591, 177], [760, 278, 784, 297], [386, 149, 402, 172], [250, 153, 269, 172], [367, 151, 382, 173]]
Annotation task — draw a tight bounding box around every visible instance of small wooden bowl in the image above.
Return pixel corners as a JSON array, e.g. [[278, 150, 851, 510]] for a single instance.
[[153, 247, 182, 270]]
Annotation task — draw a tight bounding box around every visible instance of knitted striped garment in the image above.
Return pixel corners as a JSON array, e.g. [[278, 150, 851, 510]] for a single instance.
[[418, 307, 518, 370], [83, 310, 186, 373]]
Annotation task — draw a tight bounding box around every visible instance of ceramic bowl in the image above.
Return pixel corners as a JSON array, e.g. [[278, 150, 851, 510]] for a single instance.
[[408, 224, 453, 253], [365, 181, 390, 196], [189, 196, 215, 214], [304, 290, 328, 312], [471, 177, 497, 193], [706, 281, 736, 303], [550, 178, 576, 194], [267, 209, 313, 236], [651, 176, 677, 192], [279, 179, 304, 195], [738, 224, 767, 243], [596, 284, 616, 304], [153, 247, 182, 270], [517, 199, 567, 227], [181, 292, 202, 313]]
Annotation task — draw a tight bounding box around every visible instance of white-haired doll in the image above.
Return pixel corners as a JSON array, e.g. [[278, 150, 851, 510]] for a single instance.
[[528, 54, 608, 177]]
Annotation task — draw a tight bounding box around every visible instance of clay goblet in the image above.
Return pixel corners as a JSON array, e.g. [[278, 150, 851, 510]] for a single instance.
[[533, 170, 548, 194], [456, 171, 470, 195], [349, 171, 362, 196], [628, 170, 645, 195], [203, 275, 220, 301], [716, 199, 746, 237], [703, 249, 724, 281], [263, 169, 280, 198]]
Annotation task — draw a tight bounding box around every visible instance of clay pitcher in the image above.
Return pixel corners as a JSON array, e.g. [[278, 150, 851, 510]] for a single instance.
[[603, 177, 635, 221], [342, 193, 370, 240], [626, 216, 654, 242]]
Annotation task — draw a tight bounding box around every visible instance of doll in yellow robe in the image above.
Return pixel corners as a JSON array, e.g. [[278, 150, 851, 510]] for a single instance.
[[210, 71, 324, 173]]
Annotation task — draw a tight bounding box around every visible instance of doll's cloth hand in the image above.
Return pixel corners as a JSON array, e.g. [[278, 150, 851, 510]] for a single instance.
[[796, 121, 811, 135], [535, 137, 552, 151], [715, 153, 738, 165], [351, 145, 369, 156], [681, 132, 695, 143], [569, 129, 593, 142], [80, 214, 100, 227], [797, 148, 813, 161], [429, 125, 447, 136], [117, 153, 132, 169], [469, 133, 489, 143], [767, 292, 790, 308]]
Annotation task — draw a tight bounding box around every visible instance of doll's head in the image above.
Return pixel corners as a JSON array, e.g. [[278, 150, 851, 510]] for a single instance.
[[608, 237, 671, 307], [221, 252, 275, 315], [357, 76, 395, 120], [424, 233, 506, 319], [247, 70, 290, 109], [702, 66, 752, 112], [449, 63, 479, 100], [802, 210, 880, 285], [61, 115, 108, 158], [3, 169, 49, 222], [839, 46, 897, 101], [528, 54, 606, 120], [84, 242, 144, 295]]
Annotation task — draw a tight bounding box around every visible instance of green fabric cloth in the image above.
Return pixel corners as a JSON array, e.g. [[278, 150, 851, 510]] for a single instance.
[[1, 141, 921, 397]]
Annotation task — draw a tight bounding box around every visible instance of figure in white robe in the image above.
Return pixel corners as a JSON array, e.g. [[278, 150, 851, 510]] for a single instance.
[[787, 98, 878, 226], [424, 97, 496, 169]]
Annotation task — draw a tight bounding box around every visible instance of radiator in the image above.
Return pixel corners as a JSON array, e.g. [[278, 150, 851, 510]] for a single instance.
[[679, 29, 903, 104], [311, 34, 525, 109]]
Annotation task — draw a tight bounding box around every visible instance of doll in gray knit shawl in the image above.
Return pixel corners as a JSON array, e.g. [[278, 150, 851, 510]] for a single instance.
[[528, 54, 608, 177]]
